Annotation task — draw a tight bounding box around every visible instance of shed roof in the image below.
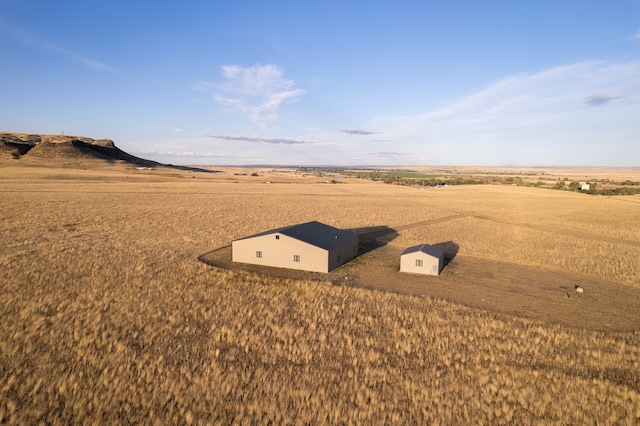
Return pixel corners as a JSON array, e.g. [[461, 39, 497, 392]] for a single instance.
[[401, 243, 444, 258], [235, 221, 357, 251]]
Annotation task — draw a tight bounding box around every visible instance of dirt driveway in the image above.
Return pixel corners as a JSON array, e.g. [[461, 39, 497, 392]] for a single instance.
[[199, 239, 640, 332]]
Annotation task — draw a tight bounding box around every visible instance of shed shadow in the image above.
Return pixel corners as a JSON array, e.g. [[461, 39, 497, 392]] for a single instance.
[[349, 226, 399, 255], [433, 241, 460, 266]]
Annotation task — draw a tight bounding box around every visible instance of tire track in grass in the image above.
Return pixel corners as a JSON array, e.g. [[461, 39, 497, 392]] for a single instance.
[[364, 214, 468, 242], [394, 214, 469, 231], [391, 211, 639, 249], [468, 213, 640, 248]]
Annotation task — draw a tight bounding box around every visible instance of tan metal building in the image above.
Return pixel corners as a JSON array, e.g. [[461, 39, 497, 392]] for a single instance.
[[232, 221, 358, 273], [400, 243, 444, 276]]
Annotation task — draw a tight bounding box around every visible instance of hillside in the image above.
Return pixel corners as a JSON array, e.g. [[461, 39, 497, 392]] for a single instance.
[[0, 132, 213, 172]]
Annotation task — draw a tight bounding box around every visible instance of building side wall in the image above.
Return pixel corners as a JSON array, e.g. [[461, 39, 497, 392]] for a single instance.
[[400, 252, 442, 275], [232, 234, 329, 273], [327, 236, 359, 272]]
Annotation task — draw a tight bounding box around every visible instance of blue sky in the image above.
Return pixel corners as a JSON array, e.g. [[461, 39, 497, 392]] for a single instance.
[[1, 1, 639, 166]]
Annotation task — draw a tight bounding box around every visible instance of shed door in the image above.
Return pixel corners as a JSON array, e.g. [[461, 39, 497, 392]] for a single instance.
[[432, 265, 438, 274]]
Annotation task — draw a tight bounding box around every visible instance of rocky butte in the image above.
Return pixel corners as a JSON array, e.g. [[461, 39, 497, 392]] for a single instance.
[[0, 132, 214, 172]]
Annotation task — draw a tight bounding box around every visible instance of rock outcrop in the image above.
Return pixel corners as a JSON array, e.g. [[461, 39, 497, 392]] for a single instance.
[[0, 132, 159, 167]]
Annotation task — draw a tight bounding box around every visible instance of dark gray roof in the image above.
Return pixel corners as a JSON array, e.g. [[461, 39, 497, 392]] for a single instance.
[[401, 243, 444, 258], [236, 221, 357, 250]]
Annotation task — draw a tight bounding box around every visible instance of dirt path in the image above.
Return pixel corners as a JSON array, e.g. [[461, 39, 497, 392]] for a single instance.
[[200, 213, 640, 332], [394, 214, 468, 230], [342, 245, 640, 332], [199, 243, 640, 332], [469, 213, 640, 248]]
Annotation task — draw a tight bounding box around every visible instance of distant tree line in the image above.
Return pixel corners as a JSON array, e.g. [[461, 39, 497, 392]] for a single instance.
[[344, 170, 640, 196], [545, 180, 640, 196]]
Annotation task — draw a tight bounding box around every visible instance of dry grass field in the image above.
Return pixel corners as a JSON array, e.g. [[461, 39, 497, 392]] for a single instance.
[[1, 159, 640, 424]]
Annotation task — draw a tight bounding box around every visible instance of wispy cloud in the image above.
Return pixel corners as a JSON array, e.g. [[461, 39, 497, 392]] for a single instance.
[[0, 15, 108, 70], [629, 30, 640, 41], [194, 64, 304, 127], [137, 60, 639, 167], [341, 128, 380, 135], [377, 60, 639, 136], [207, 134, 309, 144], [172, 128, 184, 133], [584, 94, 624, 106], [137, 150, 227, 158], [373, 152, 407, 156], [372, 60, 640, 165]]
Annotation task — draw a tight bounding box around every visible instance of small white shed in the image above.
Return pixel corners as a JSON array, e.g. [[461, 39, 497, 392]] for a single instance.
[[400, 243, 444, 276]]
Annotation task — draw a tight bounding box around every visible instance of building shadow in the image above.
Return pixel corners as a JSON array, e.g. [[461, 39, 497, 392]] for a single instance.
[[433, 241, 460, 266], [348, 226, 399, 255], [72, 139, 217, 172]]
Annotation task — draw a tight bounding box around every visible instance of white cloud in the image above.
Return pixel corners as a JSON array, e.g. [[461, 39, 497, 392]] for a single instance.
[[584, 94, 625, 106], [194, 64, 304, 127], [137, 150, 226, 158], [206, 134, 309, 144], [372, 60, 640, 164], [372, 151, 408, 157], [140, 61, 639, 167], [341, 128, 380, 135], [629, 30, 640, 41]]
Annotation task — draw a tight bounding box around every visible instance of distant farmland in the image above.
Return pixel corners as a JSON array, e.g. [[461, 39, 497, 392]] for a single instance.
[[349, 170, 444, 179]]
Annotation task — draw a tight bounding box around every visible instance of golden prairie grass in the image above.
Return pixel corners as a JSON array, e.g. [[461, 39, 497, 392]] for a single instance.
[[398, 215, 640, 286], [1, 164, 639, 423]]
